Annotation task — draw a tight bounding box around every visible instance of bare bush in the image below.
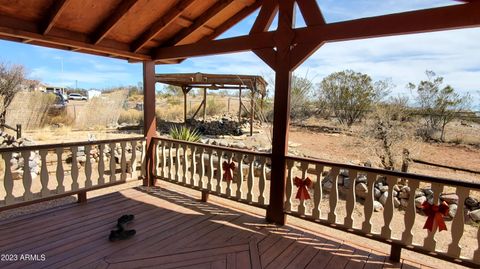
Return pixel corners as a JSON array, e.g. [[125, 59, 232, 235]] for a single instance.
[[0, 62, 25, 124], [364, 98, 415, 171]]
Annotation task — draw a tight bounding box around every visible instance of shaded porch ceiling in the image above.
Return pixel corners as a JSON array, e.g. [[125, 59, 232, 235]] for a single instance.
[[0, 0, 260, 63]]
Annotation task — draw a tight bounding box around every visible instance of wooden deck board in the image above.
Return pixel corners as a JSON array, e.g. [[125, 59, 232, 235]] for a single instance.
[[0, 187, 435, 269]]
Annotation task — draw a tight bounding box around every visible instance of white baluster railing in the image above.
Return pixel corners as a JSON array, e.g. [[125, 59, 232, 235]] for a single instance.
[[0, 137, 144, 209]]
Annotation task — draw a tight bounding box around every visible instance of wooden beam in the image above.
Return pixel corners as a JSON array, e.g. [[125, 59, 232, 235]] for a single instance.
[[202, 1, 261, 40], [162, 0, 236, 46], [154, 31, 275, 60], [295, 2, 480, 45], [42, 0, 72, 35], [296, 0, 325, 26], [0, 15, 151, 61], [93, 0, 138, 45], [143, 61, 156, 187], [250, 0, 278, 33], [131, 0, 197, 53]]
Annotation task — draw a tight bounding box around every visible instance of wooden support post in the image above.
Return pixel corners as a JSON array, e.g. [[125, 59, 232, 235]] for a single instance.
[[143, 61, 156, 187], [250, 89, 254, 136], [203, 88, 207, 122], [238, 88, 242, 122], [77, 191, 87, 204], [264, 0, 296, 225], [389, 244, 402, 262], [201, 190, 209, 202], [182, 86, 189, 124]]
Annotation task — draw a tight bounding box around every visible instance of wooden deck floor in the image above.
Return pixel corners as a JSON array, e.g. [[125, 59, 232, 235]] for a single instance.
[[0, 187, 429, 269]]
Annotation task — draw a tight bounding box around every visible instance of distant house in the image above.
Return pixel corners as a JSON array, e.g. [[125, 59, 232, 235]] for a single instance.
[[20, 79, 46, 92], [87, 90, 101, 99]]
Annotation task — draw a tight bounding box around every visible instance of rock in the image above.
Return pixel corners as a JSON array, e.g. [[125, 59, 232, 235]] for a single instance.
[[375, 182, 383, 188], [440, 193, 459, 205], [423, 189, 433, 197], [415, 190, 424, 198], [415, 196, 427, 209], [448, 204, 458, 219], [392, 190, 398, 197], [356, 175, 367, 184], [379, 192, 388, 205], [11, 170, 22, 180], [339, 169, 349, 177], [374, 187, 382, 199], [469, 209, 480, 222], [379, 186, 389, 193], [355, 183, 368, 199], [394, 197, 401, 208], [393, 185, 401, 192], [373, 201, 383, 212], [78, 156, 87, 165], [323, 181, 332, 192], [398, 190, 410, 199], [401, 186, 411, 193], [400, 198, 409, 208], [465, 197, 479, 209]]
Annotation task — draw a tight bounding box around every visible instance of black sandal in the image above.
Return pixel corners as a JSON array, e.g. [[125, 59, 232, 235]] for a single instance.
[[117, 214, 134, 225], [109, 229, 136, 242]]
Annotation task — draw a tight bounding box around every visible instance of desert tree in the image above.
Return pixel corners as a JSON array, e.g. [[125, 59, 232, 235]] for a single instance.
[[0, 62, 25, 125], [318, 70, 389, 127], [408, 70, 470, 141], [290, 74, 315, 122]]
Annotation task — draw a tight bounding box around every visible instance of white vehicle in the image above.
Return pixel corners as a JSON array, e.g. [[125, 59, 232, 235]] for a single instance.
[[68, 93, 87, 101]]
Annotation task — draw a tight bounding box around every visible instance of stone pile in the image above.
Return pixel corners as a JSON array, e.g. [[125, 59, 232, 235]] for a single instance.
[[321, 168, 480, 222], [158, 116, 255, 136], [66, 143, 139, 167], [0, 132, 39, 180]]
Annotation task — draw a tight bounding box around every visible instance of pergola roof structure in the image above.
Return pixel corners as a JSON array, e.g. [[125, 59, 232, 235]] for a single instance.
[[156, 72, 267, 96]]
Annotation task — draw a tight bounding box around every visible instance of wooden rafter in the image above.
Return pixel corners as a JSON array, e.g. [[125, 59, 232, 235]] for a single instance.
[[296, 0, 325, 26], [131, 0, 197, 53], [201, 1, 262, 41], [0, 15, 150, 61], [161, 0, 236, 47], [250, 0, 277, 33], [93, 0, 139, 45], [42, 0, 72, 35]]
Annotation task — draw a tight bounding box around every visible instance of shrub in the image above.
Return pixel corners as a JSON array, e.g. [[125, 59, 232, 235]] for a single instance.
[[169, 125, 201, 142], [206, 97, 225, 116], [118, 109, 143, 124]]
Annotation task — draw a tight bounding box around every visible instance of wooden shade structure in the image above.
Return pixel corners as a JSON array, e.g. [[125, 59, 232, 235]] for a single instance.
[[156, 72, 267, 135], [1, 0, 480, 227]]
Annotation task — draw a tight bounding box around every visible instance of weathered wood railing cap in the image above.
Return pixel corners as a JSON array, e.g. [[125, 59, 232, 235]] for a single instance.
[[287, 155, 480, 190], [0, 136, 145, 153], [152, 136, 271, 157]]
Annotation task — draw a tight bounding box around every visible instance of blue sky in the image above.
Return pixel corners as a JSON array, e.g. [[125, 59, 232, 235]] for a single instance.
[[0, 0, 479, 108]]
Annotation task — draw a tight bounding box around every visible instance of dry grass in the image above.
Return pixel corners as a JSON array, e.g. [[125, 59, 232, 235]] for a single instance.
[[5, 92, 56, 129], [74, 90, 128, 129]]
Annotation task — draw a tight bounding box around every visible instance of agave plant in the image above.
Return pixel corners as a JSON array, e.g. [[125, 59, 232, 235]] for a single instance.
[[169, 125, 201, 142]]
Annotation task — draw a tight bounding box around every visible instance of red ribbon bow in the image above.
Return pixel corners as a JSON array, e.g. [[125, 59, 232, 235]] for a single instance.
[[222, 161, 235, 182], [422, 201, 449, 232], [294, 177, 313, 200]]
